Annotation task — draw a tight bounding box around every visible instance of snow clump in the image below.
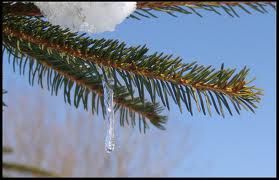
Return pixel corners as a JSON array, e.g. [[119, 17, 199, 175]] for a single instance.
[[34, 2, 137, 34]]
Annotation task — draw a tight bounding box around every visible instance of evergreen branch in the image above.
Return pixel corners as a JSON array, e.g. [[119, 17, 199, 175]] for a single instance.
[[3, 2, 276, 18], [3, 162, 59, 177], [133, 1, 276, 19], [114, 87, 167, 132], [137, 1, 275, 8], [3, 33, 167, 132], [3, 16, 263, 118]]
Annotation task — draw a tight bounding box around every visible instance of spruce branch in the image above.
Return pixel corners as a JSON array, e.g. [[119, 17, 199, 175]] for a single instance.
[[3, 2, 276, 18], [133, 1, 276, 19], [3, 30, 167, 132], [137, 1, 275, 8], [3, 16, 263, 118]]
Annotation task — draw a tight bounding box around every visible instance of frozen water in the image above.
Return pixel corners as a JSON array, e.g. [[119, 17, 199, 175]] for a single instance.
[[103, 78, 116, 153], [34, 2, 137, 34]]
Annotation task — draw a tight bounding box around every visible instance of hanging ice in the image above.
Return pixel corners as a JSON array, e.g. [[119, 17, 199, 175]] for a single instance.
[[33, 2, 137, 34], [103, 78, 116, 153]]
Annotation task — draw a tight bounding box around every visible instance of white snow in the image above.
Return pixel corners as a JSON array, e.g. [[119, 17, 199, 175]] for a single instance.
[[33, 2, 137, 34]]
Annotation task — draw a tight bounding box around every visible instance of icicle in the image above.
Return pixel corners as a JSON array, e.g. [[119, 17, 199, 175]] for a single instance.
[[103, 78, 116, 153]]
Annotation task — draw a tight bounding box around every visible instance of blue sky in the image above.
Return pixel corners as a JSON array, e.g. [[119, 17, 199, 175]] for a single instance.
[[3, 6, 276, 177]]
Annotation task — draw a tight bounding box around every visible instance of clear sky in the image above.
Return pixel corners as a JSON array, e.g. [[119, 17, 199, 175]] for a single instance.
[[3, 6, 276, 177]]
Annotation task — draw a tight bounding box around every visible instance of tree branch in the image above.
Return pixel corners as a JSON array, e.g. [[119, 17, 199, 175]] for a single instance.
[[3, 15, 263, 117], [3, 33, 167, 131], [3, 2, 276, 18]]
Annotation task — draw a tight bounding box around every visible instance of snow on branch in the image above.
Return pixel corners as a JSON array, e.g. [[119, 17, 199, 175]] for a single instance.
[[34, 2, 137, 34]]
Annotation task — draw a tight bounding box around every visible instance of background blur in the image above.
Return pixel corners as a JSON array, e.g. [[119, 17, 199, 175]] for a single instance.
[[2, 7, 276, 177]]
